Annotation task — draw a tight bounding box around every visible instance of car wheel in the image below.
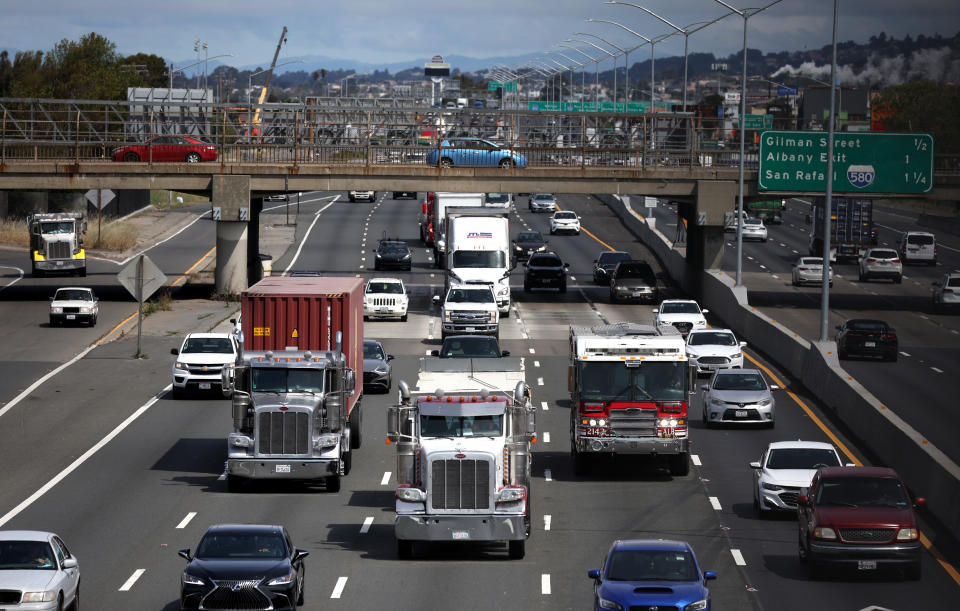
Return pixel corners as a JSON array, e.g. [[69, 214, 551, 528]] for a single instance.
[[858, 271, 865, 281], [397, 539, 414, 559], [508, 539, 525, 559], [89, 316, 97, 327], [123, 152, 140, 162], [838, 348, 847, 360], [401, 313, 408, 322], [499, 159, 515, 169], [440, 158, 454, 168], [559, 281, 567, 294], [349, 403, 362, 449], [185, 152, 201, 163], [326, 474, 341, 493], [49, 317, 57, 327], [767, 418, 776, 429], [55, 593, 63, 611], [754, 495, 765, 519], [609, 291, 618, 303], [502, 308, 510, 319], [524, 281, 531, 292], [895, 275, 902, 284]]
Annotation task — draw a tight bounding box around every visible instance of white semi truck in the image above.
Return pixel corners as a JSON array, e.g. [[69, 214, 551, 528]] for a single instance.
[[445, 208, 512, 316], [387, 357, 535, 559], [28, 212, 87, 277], [432, 192, 484, 268]]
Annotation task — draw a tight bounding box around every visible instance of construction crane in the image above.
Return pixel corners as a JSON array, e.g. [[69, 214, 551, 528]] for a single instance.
[[250, 26, 288, 137]]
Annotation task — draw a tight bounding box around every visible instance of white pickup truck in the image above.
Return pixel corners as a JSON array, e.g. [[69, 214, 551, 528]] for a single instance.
[[434, 285, 500, 340]]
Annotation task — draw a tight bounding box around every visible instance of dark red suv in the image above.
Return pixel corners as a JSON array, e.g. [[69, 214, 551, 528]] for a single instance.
[[797, 466, 924, 580]]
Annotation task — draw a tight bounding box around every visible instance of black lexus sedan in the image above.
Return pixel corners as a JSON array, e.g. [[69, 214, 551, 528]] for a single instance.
[[373, 239, 412, 271], [523, 252, 569, 292], [179, 524, 308, 611], [835, 319, 898, 362], [512, 230, 547, 261]]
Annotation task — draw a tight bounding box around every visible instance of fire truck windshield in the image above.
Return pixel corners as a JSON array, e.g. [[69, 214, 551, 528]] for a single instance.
[[579, 361, 685, 402], [251, 367, 325, 394]]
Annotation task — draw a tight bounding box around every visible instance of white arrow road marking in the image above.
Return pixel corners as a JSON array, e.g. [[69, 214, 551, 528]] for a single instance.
[[119, 569, 145, 591], [691, 455, 702, 466], [541, 401, 549, 411], [543, 432, 551, 443], [544, 469, 553, 482], [176, 512, 197, 529], [544, 515, 552, 531], [331, 576, 348, 598]]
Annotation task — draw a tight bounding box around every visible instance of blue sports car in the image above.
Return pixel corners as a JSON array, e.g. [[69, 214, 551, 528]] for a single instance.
[[426, 138, 527, 169], [588, 539, 716, 610]]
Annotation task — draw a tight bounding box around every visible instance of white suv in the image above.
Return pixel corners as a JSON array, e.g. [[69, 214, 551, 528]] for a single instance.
[[653, 299, 709, 336], [932, 271, 960, 312], [550, 210, 581, 235], [171, 333, 239, 398], [364, 278, 409, 321], [859, 248, 902, 283]]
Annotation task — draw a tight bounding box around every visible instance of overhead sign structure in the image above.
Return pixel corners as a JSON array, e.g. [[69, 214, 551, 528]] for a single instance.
[[488, 80, 517, 92], [527, 101, 668, 113], [758, 131, 934, 194]]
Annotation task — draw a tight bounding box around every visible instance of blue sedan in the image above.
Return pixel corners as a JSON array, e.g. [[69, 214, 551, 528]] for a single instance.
[[588, 539, 716, 610], [426, 138, 527, 169]]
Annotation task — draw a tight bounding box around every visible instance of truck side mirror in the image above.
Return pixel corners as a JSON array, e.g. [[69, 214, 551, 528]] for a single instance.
[[387, 354, 395, 361], [430, 350, 440, 357], [344, 369, 356, 396], [432, 295, 441, 305], [501, 350, 510, 357], [178, 549, 192, 561], [171, 348, 179, 355]]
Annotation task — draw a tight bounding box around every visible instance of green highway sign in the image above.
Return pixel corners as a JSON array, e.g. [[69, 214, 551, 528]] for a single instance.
[[488, 81, 517, 92], [736, 114, 773, 130], [527, 100, 669, 113], [758, 131, 934, 194]]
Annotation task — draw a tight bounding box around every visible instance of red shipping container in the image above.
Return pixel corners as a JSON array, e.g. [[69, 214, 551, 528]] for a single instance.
[[241, 276, 364, 410]]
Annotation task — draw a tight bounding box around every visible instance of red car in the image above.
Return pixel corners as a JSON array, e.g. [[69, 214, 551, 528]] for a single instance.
[[797, 466, 924, 580], [112, 135, 217, 163]]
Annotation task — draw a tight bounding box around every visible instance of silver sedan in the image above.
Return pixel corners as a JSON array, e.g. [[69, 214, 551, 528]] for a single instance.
[[791, 256, 833, 287], [0, 530, 80, 610], [701, 368, 779, 428]]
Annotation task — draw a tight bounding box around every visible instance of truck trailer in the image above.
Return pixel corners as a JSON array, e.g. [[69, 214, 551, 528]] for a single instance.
[[445, 208, 512, 315], [809, 197, 874, 262], [432, 192, 485, 268], [222, 276, 364, 492]]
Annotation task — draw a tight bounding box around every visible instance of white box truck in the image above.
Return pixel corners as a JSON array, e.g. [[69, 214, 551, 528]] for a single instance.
[[445, 208, 512, 316], [432, 192, 485, 268]]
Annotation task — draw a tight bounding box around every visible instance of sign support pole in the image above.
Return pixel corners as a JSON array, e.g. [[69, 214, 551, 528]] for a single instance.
[[136, 254, 144, 358], [97, 189, 102, 247], [819, 0, 839, 342]]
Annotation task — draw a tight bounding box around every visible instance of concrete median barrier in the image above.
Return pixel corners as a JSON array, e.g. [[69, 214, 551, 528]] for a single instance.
[[599, 193, 960, 541]]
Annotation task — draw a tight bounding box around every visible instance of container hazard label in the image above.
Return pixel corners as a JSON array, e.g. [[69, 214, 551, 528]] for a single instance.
[[253, 327, 270, 336]]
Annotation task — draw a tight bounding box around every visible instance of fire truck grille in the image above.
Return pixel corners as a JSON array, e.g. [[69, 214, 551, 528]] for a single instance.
[[258, 411, 309, 455], [46, 240, 72, 260], [608, 408, 658, 437], [431, 458, 490, 510], [201, 579, 270, 610]]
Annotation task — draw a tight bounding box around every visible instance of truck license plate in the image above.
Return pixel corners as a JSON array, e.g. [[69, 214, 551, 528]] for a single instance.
[[858, 560, 877, 570], [199, 383, 211, 390], [452, 530, 470, 540], [735, 410, 748, 418], [378, 308, 390, 313], [464, 327, 475, 332], [864, 341, 876, 347], [66, 314, 76, 320], [275, 464, 291, 473]]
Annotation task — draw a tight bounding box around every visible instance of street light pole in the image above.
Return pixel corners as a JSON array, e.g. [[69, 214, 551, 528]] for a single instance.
[[820, 0, 839, 342], [169, 54, 236, 92], [567, 38, 618, 110], [587, 19, 675, 112], [573, 32, 626, 109], [713, 0, 784, 287], [547, 50, 587, 103], [556, 44, 602, 108]]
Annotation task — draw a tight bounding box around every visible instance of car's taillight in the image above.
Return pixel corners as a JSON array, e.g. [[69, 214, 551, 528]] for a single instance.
[[892, 258, 900, 263], [881, 333, 896, 340], [866, 258, 876, 262]]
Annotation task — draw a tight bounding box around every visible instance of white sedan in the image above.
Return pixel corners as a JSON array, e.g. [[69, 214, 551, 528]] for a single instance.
[[549, 210, 581, 235], [791, 256, 833, 287], [0, 530, 80, 610], [49, 286, 98, 327], [750, 440, 849, 517], [741, 218, 768, 242], [363, 278, 409, 321], [653, 299, 708, 336], [685, 328, 746, 375]]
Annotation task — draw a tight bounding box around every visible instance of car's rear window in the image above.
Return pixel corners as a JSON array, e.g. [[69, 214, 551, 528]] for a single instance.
[[529, 255, 562, 266], [847, 320, 888, 331], [947, 277, 960, 288], [800, 258, 823, 266], [616, 263, 655, 279], [907, 234, 934, 245], [869, 250, 898, 258]]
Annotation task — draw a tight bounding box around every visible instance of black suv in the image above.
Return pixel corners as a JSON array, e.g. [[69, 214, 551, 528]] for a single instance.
[[593, 250, 631, 284], [373, 239, 412, 271], [512, 231, 547, 261], [523, 252, 569, 292], [609, 260, 659, 303]]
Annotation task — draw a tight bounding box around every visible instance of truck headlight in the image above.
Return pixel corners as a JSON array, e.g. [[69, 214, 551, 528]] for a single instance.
[[497, 287, 509, 297], [444, 311, 452, 323], [396, 486, 426, 502], [488, 312, 496, 322], [267, 569, 297, 586], [896, 528, 919, 541], [175, 362, 188, 370], [658, 418, 679, 427], [315, 433, 340, 450], [497, 486, 527, 502], [813, 526, 837, 540], [182, 573, 205, 586]]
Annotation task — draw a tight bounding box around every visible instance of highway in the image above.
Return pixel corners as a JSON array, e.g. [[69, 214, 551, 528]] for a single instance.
[[0, 192, 956, 610], [648, 198, 960, 464]]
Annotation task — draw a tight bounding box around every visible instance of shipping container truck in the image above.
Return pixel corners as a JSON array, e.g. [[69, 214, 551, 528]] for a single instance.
[[222, 276, 364, 493], [809, 197, 874, 262], [747, 199, 785, 224]]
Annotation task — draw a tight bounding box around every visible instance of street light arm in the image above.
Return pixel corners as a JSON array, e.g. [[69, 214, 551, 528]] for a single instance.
[[171, 53, 236, 75], [586, 18, 652, 43], [555, 44, 601, 63], [572, 32, 626, 54], [565, 38, 618, 59], [547, 50, 586, 68], [606, 2, 685, 33], [536, 56, 571, 70]]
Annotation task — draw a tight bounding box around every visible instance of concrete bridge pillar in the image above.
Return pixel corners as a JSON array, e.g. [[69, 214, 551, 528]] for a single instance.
[[212, 175, 254, 294], [689, 180, 738, 270]]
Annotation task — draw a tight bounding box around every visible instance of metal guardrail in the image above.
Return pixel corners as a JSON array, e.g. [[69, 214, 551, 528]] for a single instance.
[[0, 97, 954, 175]]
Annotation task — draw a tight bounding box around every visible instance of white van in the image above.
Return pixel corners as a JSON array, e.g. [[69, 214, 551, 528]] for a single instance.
[[898, 231, 937, 265]]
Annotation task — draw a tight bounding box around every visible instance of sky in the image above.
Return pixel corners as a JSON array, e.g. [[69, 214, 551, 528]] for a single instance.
[[1, 0, 957, 73]]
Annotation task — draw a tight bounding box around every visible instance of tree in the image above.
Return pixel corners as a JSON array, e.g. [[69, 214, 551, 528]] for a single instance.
[[873, 82, 960, 154], [0, 51, 11, 97], [123, 53, 169, 88]]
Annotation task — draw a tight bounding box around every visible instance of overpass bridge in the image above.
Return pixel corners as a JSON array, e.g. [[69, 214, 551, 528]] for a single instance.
[[1, 97, 957, 291]]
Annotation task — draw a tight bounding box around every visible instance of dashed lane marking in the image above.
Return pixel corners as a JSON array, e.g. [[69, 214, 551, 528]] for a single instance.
[[537, 377, 544, 385], [380, 472, 391, 486], [731, 549, 746, 566], [932, 367, 944, 373], [543, 432, 551, 443], [541, 402, 549, 411], [360, 517, 374, 534], [534, 360, 541, 367], [544, 469, 553, 482], [529, 348, 536, 354], [119, 569, 146, 592], [691, 455, 702, 466], [541, 574, 551, 595], [709, 496, 722, 511], [544, 515, 552, 531], [176, 512, 197, 529], [900, 351, 911, 357], [331, 576, 348, 599]]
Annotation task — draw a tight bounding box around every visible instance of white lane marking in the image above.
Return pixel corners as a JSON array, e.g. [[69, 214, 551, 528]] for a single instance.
[[543, 432, 551, 443], [544, 515, 552, 531], [176, 512, 197, 529], [544, 469, 553, 482], [691, 454, 702, 466], [381, 471, 391, 486], [571, 276, 577, 281], [903, 275, 909, 279], [0, 388, 168, 527], [88, 209, 211, 266], [541, 401, 549, 411], [541, 574, 551, 595], [430, 273, 435, 278], [359, 265, 365, 269], [0, 343, 98, 420], [900, 351, 911, 357], [522, 332, 529, 339], [779, 242, 787, 247], [771, 274, 779, 279], [759, 264, 767, 270], [331, 576, 348, 599], [731, 549, 747, 566], [360, 516, 374, 534], [537, 377, 544, 385], [919, 314, 929, 320], [529, 348, 536, 354], [282, 199, 338, 275], [0, 265, 25, 293], [792, 249, 799, 254], [931, 367, 944, 373], [118, 569, 146, 591], [709, 496, 722, 510], [425, 350, 432, 355], [747, 256, 754, 261], [360, 257, 365, 262], [534, 360, 541, 367]]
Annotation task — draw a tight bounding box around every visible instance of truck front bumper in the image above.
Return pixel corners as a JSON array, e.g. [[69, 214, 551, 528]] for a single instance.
[[809, 539, 921, 568], [227, 458, 339, 479], [442, 322, 498, 335], [575, 436, 689, 455], [395, 514, 526, 541], [35, 259, 84, 271]]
